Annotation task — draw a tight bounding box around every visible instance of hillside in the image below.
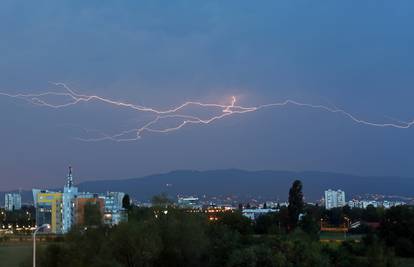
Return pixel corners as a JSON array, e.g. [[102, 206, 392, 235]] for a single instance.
[[2, 170, 413, 203]]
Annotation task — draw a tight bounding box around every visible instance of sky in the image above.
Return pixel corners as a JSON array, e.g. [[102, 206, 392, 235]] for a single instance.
[[1, 1, 414, 190]]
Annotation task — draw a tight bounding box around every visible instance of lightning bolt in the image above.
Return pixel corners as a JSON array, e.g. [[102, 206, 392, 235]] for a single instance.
[[0, 83, 413, 142]]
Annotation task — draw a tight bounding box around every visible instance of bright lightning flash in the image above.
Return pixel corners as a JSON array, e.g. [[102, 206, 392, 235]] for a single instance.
[[0, 83, 413, 142]]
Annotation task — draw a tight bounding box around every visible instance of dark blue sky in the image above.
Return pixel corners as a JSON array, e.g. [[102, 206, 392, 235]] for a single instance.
[[1, 1, 414, 190]]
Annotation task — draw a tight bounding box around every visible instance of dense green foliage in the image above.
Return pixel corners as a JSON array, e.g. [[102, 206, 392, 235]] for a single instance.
[[23, 204, 414, 267], [379, 206, 414, 258], [21, 181, 414, 267], [288, 180, 304, 231], [122, 194, 131, 211], [83, 203, 103, 227], [151, 193, 173, 207]]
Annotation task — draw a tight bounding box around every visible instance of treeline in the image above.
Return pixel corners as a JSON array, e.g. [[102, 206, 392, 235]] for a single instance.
[[22, 181, 414, 267]]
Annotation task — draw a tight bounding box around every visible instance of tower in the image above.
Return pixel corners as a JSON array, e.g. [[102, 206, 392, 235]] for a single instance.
[[63, 166, 78, 233], [66, 166, 73, 188]]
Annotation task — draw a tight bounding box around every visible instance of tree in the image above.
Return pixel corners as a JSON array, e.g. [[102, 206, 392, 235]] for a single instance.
[[112, 221, 162, 267], [362, 205, 384, 222], [151, 193, 173, 207], [207, 223, 241, 266], [379, 206, 414, 257], [218, 211, 253, 235], [226, 245, 280, 267], [255, 212, 282, 235], [84, 203, 103, 226], [288, 180, 304, 231], [155, 211, 209, 267], [122, 194, 131, 210], [299, 213, 320, 240], [287, 230, 331, 267]]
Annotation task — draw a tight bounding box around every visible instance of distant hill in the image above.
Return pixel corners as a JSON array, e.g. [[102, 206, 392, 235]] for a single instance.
[[2, 169, 414, 203]]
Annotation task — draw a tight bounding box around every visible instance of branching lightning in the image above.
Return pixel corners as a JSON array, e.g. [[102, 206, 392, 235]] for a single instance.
[[1, 83, 413, 142]]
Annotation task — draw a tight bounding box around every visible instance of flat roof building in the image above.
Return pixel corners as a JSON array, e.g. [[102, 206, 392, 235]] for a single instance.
[[75, 194, 104, 226], [325, 189, 346, 210], [4, 193, 22, 211], [35, 191, 63, 234]]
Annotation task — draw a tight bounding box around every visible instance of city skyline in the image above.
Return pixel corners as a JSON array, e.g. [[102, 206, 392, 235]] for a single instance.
[[1, 1, 414, 190]]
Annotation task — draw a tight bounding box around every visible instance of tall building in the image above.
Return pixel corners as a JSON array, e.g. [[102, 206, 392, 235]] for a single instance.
[[103, 192, 125, 212], [324, 189, 346, 209], [102, 192, 126, 225], [32, 167, 127, 233], [4, 193, 22, 211], [62, 166, 78, 233], [35, 191, 63, 234], [32, 189, 41, 208], [75, 193, 104, 226]]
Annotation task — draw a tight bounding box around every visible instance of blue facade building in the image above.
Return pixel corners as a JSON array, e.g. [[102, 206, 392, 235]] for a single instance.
[[62, 167, 78, 233]]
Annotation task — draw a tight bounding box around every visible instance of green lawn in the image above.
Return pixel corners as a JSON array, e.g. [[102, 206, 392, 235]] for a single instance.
[[398, 258, 414, 267], [0, 240, 413, 267], [0, 242, 33, 267], [320, 231, 363, 241]]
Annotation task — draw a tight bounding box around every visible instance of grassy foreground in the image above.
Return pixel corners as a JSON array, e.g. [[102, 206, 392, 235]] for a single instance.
[[0, 242, 50, 267], [319, 231, 364, 242], [0, 242, 32, 267], [2, 239, 414, 267]]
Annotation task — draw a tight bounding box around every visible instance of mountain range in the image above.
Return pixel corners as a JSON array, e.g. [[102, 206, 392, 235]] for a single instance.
[[1, 169, 413, 204]]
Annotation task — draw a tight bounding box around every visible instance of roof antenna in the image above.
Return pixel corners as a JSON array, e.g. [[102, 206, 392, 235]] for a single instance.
[[67, 165, 73, 187]]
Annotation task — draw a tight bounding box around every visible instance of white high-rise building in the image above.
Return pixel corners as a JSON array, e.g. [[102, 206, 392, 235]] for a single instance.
[[5, 193, 22, 211], [62, 166, 78, 233], [324, 189, 346, 209], [102, 192, 126, 225]]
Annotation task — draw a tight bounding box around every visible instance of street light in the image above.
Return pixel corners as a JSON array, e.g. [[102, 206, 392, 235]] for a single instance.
[[33, 224, 50, 267], [343, 217, 350, 240]]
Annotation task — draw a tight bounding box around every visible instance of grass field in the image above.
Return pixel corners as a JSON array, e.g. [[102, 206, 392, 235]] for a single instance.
[[318, 233, 414, 267], [399, 258, 414, 267], [319, 231, 363, 242], [0, 242, 33, 267], [1, 239, 413, 267], [0, 242, 51, 267]]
